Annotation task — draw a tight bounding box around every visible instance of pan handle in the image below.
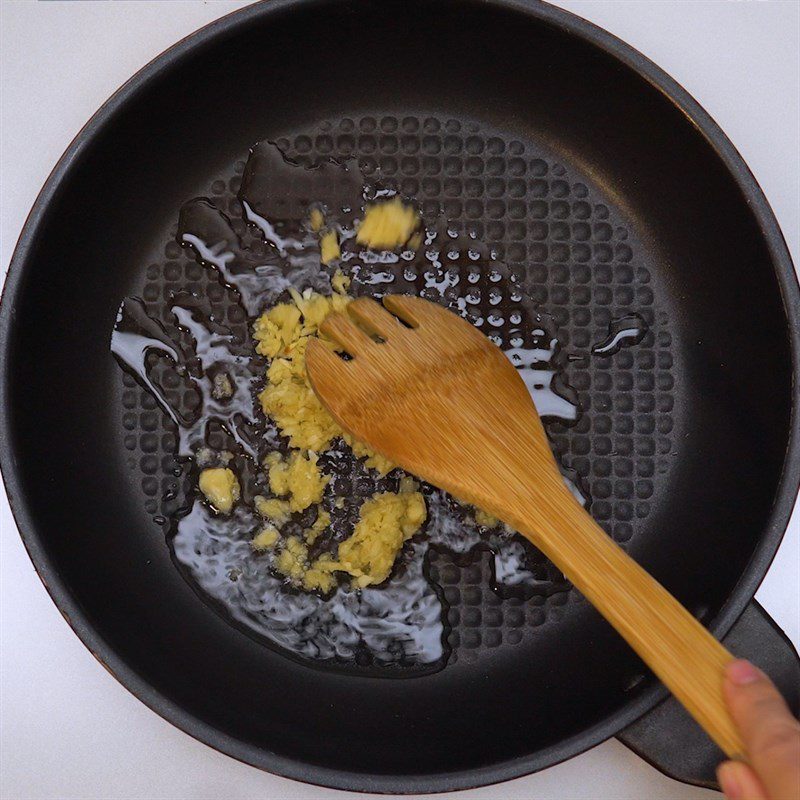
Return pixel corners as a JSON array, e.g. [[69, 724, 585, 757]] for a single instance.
[[617, 601, 800, 790]]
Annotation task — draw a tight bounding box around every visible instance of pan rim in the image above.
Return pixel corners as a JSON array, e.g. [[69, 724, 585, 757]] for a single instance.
[[1, 0, 798, 793]]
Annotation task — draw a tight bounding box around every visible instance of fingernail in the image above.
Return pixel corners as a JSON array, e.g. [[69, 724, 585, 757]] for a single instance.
[[717, 762, 742, 800], [727, 659, 761, 686]]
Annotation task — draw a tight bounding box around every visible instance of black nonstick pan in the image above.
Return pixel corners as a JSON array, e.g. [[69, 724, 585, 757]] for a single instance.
[[1, 0, 799, 793]]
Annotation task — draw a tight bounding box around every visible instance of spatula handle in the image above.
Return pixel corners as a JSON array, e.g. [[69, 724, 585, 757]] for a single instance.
[[517, 491, 744, 759]]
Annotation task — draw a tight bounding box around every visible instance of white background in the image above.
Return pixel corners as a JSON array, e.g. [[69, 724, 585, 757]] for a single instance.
[[1, 1, 798, 798]]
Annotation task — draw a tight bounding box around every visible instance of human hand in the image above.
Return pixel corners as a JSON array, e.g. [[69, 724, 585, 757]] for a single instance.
[[717, 660, 800, 800]]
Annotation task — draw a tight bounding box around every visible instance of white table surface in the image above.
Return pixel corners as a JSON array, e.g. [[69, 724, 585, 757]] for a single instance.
[[1, 1, 798, 798]]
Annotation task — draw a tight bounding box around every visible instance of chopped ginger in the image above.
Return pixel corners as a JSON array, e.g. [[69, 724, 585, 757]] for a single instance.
[[271, 489, 425, 591], [273, 535, 336, 593], [260, 348, 342, 451], [288, 287, 347, 330], [266, 451, 329, 512], [254, 495, 292, 526], [198, 467, 240, 515], [356, 197, 420, 250], [275, 536, 308, 582], [252, 303, 302, 359], [308, 206, 325, 232], [304, 509, 331, 545], [331, 269, 351, 294], [320, 488, 427, 587], [211, 372, 234, 400], [252, 525, 280, 551], [253, 277, 395, 472], [320, 230, 340, 265], [344, 433, 395, 476], [398, 475, 419, 494], [250, 271, 430, 594], [302, 556, 336, 593], [474, 508, 500, 528]]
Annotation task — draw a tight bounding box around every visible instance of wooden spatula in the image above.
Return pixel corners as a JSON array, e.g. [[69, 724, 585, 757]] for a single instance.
[[306, 294, 744, 758]]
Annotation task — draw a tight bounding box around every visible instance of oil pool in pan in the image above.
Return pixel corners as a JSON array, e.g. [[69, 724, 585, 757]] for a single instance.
[[112, 140, 647, 671]]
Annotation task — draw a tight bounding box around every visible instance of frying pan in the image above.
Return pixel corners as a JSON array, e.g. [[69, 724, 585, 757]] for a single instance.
[[1, 0, 798, 793]]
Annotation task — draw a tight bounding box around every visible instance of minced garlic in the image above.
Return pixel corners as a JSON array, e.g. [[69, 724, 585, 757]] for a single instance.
[[356, 197, 420, 250], [304, 509, 331, 545], [266, 450, 328, 512], [273, 535, 336, 593], [252, 272, 394, 471], [308, 207, 325, 233], [254, 496, 292, 527], [474, 508, 500, 528], [320, 230, 340, 265], [331, 269, 351, 294], [252, 525, 280, 551], [250, 270, 429, 594], [321, 486, 426, 587], [198, 467, 240, 515], [271, 488, 426, 591]]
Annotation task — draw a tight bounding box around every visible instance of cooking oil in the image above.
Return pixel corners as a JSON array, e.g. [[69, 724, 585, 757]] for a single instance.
[[111, 141, 627, 670]]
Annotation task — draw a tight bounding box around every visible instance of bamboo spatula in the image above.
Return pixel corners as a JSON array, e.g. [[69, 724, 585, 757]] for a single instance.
[[306, 294, 744, 758]]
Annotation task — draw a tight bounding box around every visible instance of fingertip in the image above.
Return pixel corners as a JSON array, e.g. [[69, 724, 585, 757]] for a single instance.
[[726, 659, 763, 687], [718, 761, 742, 800], [717, 760, 769, 800]]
